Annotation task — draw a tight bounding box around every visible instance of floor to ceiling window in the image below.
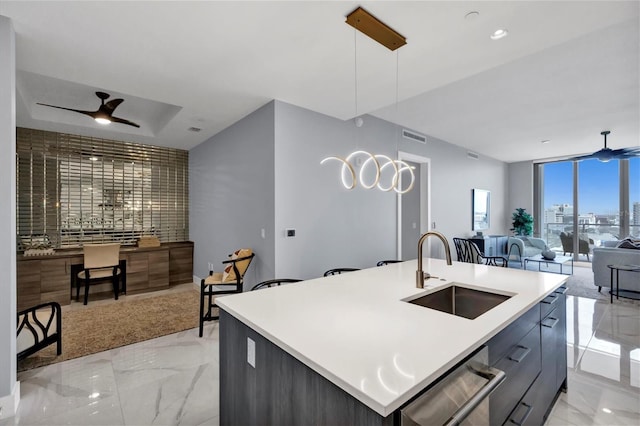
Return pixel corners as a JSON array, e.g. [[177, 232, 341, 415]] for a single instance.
[[540, 162, 574, 253], [536, 158, 636, 261], [630, 157, 640, 237], [577, 159, 619, 247]]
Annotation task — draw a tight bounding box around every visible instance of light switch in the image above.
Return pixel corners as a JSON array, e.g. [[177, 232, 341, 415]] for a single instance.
[[286, 228, 296, 237], [260, 228, 266, 239], [247, 337, 255, 368]]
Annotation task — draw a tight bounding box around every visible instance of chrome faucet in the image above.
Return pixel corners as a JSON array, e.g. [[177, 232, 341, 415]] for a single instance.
[[416, 231, 452, 288]]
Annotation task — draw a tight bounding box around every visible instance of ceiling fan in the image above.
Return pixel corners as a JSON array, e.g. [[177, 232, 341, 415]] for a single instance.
[[37, 91, 140, 128], [567, 131, 640, 162]]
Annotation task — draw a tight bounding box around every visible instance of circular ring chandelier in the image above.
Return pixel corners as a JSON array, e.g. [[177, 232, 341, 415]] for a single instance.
[[321, 151, 415, 194]]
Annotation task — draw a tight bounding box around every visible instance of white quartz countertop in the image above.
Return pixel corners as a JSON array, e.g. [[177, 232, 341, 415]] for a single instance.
[[216, 259, 568, 417]]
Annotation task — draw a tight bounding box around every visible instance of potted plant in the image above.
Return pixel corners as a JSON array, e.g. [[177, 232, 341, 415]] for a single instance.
[[511, 208, 534, 236]]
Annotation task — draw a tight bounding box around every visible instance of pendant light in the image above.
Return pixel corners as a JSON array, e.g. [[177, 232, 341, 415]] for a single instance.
[[321, 7, 414, 193]]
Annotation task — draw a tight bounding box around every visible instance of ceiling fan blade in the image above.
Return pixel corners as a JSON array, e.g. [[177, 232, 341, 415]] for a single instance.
[[565, 152, 598, 162], [110, 116, 140, 128], [36, 102, 96, 118], [611, 148, 640, 158], [103, 98, 124, 115]]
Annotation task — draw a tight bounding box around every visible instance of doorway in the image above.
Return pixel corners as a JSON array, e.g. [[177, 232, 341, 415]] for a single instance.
[[397, 152, 431, 260]]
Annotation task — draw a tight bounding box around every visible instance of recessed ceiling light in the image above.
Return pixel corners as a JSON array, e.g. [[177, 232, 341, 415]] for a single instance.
[[541, 140, 551, 144], [465, 11, 480, 20], [89, 156, 98, 161], [490, 29, 508, 40], [602, 408, 612, 414]]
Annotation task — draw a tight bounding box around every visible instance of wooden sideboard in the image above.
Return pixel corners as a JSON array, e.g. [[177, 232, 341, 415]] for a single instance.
[[17, 241, 194, 311]]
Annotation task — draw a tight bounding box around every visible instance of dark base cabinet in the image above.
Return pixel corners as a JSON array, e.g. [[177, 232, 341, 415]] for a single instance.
[[499, 286, 568, 426], [219, 288, 568, 426], [219, 309, 393, 426], [17, 241, 194, 309]]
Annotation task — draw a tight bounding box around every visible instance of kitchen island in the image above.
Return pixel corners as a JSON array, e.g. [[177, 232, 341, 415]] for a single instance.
[[217, 259, 568, 425]]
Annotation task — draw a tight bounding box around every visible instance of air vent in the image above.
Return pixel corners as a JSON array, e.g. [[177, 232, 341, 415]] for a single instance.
[[467, 152, 480, 160], [402, 129, 427, 144], [188, 127, 202, 132]]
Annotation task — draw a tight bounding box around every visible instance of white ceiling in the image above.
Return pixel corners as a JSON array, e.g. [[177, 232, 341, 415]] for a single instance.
[[1, 1, 638, 163]]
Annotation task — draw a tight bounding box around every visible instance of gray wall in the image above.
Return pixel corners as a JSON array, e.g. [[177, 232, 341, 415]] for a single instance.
[[274, 102, 398, 279], [189, 102, 276, 289], [0, 15, 18, 417], [190, 100, 510, 283], [508, 161, 535, 231], [395, 132, 509, 258]]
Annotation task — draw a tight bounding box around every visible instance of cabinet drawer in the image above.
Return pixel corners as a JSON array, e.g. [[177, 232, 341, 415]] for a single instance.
[[540, 293, 560, 319], [554, 285, 567, 295], [170, 246, 193, 285], [127, 254, 149, 273], [40, 259, 70, 293], [17, 260, 42, 312], [504, 376, 545, 426], [488, 304, 540, 364], [41, 289, 70, 306], [148, 250, 169, 289], [490, 325, 542, 426]]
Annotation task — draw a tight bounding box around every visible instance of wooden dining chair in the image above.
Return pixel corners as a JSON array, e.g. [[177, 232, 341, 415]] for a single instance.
[[77, 243, 122, 305], [17, 301, 62, 361], [199, 248, 255, 337], [452, 238, 507, 267], [323, 268, 360, 276], [251, 278, 302, 291], [376, 260, 402, 266]]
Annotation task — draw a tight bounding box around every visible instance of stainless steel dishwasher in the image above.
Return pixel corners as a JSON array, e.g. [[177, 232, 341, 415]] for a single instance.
[[400, 346, 505, 426]]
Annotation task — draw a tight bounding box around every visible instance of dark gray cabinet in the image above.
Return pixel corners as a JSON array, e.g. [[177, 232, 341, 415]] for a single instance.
[[553, 286, 568, 392], [503, 286, 567, 426], [219, 310, 393, 426], [470, 235, 508, 257], [219, 288, 567, 426], [488, 315, 541, 425]]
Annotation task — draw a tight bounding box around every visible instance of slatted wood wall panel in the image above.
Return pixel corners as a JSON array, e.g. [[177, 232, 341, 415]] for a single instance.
[[17, 128, 189, 248]]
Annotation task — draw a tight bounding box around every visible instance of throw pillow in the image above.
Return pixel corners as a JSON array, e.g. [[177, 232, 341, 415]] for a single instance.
[[616, 238, 640, 250], [222, 248, 253, 282]]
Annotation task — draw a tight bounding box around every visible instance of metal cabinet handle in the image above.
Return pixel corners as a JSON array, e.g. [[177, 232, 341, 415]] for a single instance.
[[443, 365, 506, 426], [542, 317, 559, 329], [541, 295, 558, 305], [509, 402, 533, 425], [508, 345, 531, 363], [554, 286, 567, 295]]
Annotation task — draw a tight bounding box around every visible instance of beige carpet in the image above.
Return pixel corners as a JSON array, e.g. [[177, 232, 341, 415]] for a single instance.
[[18, 289, 200, 372], [563, 265, 608, 301]]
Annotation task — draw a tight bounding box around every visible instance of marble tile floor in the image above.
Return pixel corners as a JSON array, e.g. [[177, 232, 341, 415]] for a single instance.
[[3, 296, 639, 426]]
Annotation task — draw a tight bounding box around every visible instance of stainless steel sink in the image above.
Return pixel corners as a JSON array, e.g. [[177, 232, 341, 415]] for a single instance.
[[407, 284, 511, 319]]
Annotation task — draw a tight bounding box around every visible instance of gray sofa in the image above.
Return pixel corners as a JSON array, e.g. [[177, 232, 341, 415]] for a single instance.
[[592, 246, 640, 293]]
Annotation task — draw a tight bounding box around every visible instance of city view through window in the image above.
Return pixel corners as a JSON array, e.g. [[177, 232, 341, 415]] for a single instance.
[[541, 157, 639, 259]]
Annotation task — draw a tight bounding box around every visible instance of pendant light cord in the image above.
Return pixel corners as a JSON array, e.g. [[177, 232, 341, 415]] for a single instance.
[[354, 28, 358, 120], [395, 49, 399, 155], [354, 27, 360, 149]]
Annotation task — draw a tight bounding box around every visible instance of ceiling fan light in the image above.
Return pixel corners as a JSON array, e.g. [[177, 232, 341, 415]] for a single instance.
[[94, 117, 111, 125], [596, 149, 613, 162]]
